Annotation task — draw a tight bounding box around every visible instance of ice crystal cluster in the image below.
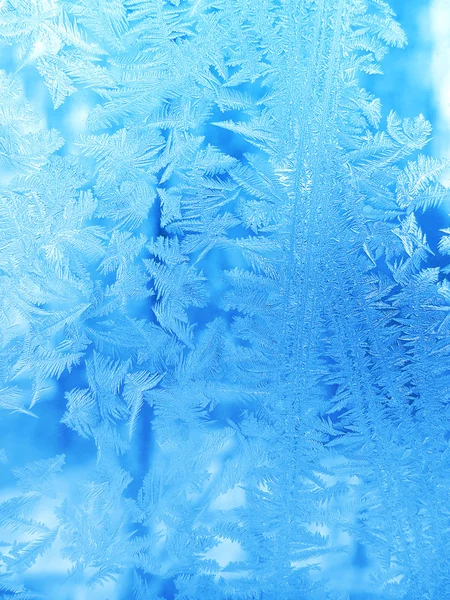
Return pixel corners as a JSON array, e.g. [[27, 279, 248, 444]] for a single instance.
[[0, 0, 449, 598]]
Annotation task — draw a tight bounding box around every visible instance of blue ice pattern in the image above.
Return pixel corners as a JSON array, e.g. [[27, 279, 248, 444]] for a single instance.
[[0, 1, 449, 598]]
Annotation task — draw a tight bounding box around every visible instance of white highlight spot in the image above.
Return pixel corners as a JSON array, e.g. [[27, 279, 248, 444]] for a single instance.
[[204, 537, 245, 568], [429, 0, 450, 184]]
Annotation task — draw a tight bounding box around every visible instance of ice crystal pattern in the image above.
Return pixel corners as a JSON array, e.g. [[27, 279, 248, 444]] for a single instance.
[[0, 0, 449, 598]]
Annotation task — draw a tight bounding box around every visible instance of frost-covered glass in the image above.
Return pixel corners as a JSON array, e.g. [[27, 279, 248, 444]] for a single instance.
[[0, 0, 448, 598]]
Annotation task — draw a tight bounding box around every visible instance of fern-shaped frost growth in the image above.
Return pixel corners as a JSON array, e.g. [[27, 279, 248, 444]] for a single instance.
[[0, 0, 448, 598]]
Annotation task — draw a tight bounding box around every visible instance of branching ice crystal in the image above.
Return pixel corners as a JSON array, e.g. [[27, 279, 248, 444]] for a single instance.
[[0, 0, 449, 598]]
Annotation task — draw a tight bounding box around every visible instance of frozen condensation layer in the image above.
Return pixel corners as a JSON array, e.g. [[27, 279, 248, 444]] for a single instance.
[[0, 1, 449, 598]]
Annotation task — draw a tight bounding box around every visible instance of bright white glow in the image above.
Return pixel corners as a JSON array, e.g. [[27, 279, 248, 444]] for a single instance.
[[429, 0, 450, 185], [33, 40, 47, 56], [204, 537, 245, 568]]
